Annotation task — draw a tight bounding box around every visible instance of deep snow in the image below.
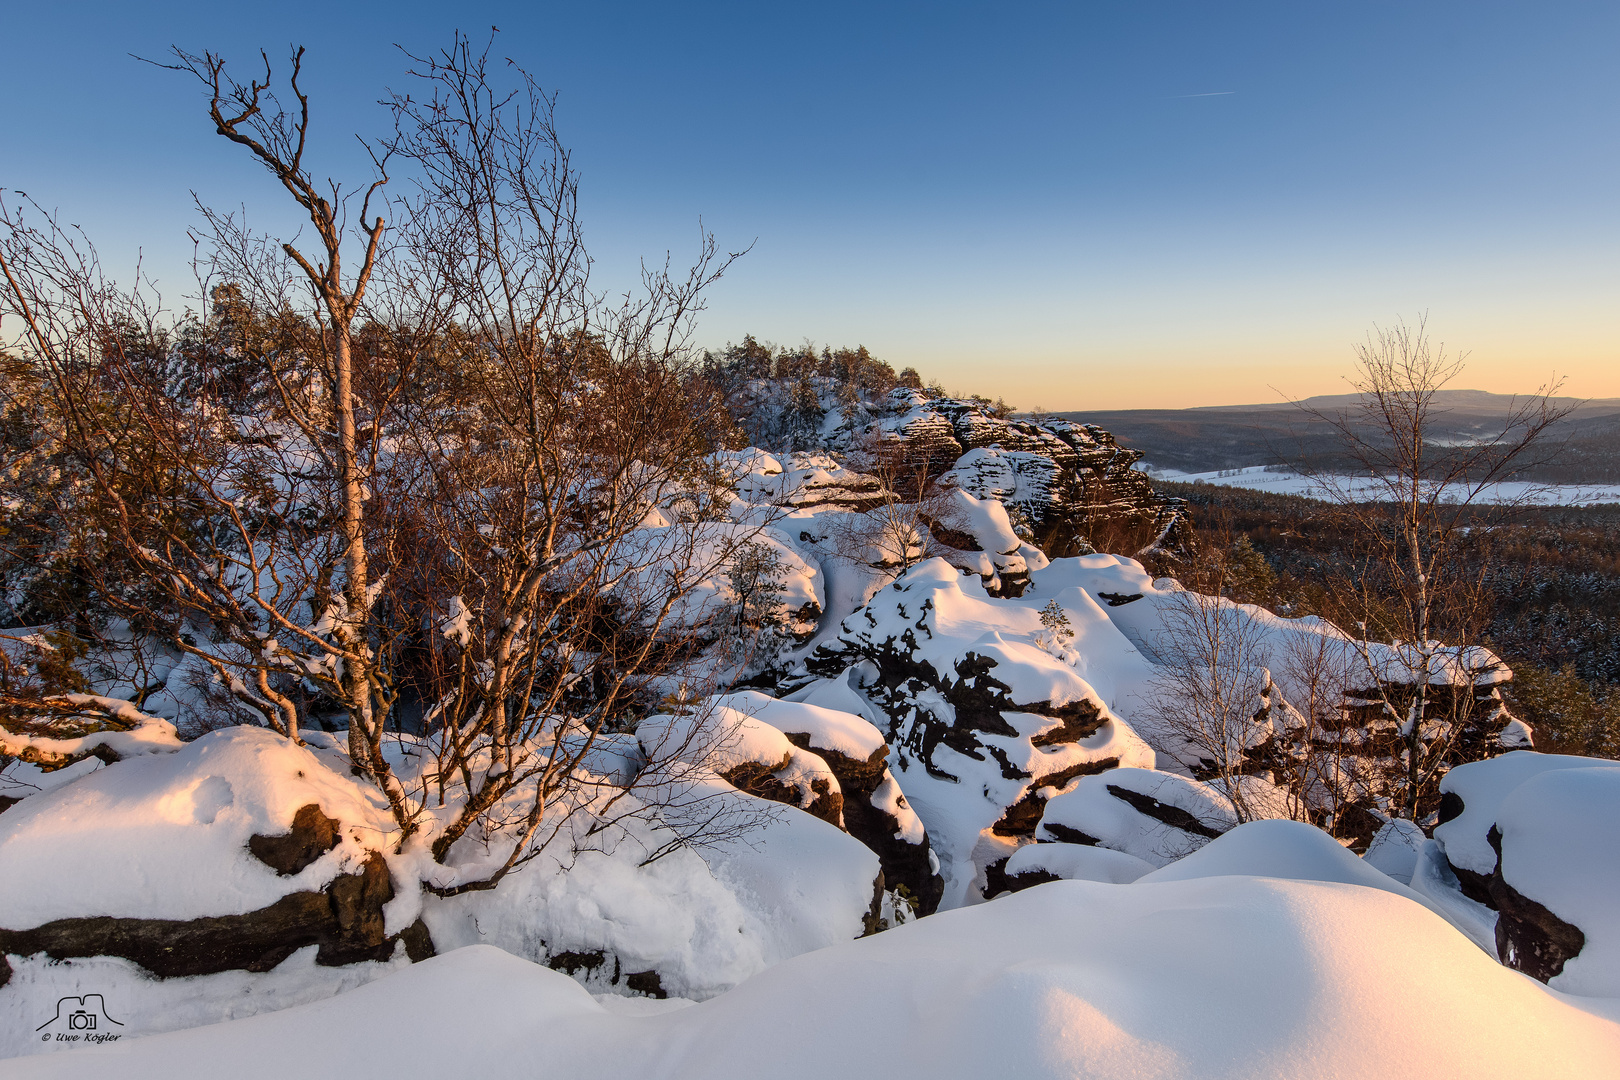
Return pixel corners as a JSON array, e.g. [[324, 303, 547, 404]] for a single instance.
[[7, 878, 1617, 1080]]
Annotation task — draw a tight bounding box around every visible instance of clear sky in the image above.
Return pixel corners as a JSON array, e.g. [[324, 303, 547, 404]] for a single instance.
[[3, 2, 1615, 409]]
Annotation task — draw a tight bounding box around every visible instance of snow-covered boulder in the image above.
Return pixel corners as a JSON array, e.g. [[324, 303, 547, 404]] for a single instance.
[[1491, 766, 1620, 994], [1426, 751, 1620, 989], [713, 691, 944, 914], [0, 727, 427, 991], [1035, 767, 1235, 867], [638, 706, 843, 827], [1434, 750, 1612, 897], [998, 841, 1154, 889]]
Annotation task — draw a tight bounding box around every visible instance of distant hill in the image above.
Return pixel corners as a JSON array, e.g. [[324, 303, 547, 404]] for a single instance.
[[1051, 391, 1620, 484]]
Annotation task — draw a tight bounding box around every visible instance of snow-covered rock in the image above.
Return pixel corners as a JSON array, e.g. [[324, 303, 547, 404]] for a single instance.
[[1493, 766, 1620, 995], [0, 728, 425, 1003], [1434, 750, 1612, 882], [0, 728, 394, 926], [792, 558, 1155, 906], [638, 706, 843, 827], [1425, 751, 1620, 989], [713, 691, 944, 913], [999, 841, 1154, 887], [1035, 767, 1235, 867]]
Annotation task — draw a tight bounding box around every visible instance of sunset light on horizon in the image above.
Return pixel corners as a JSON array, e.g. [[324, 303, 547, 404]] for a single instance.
[[2, 2, 1614, 410]]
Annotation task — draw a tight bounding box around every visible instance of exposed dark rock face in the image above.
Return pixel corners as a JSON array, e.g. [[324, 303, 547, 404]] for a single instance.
[[0, 852, 433, 988], [781, 732, 944, 916], [0, 801, 437, 989], [1103, 784, 1226, 841], [624, 969, 668, 999], [1040, 821, 1101, 846], [1432, 803, 1588, 984], [248, 803, 342, 876], [1436, 790, 1465, 826], [721, 752, 845, 829], [1490, 874, 1586, 983], [1460, 822, 1588, 984], [545, 949, 669, 999], [547, 949, 608, 977], [980, 855, 1061, 899]]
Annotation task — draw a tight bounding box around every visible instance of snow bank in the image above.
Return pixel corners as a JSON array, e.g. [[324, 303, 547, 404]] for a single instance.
[[14, 879, 1619, 1078], [421, 776, 880, 1001], [1135, 819, 1454, 925], [1363, 817, 1427, 884]]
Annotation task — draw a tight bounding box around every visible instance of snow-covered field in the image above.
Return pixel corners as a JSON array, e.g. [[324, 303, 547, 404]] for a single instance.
[[1140, 464, 1620, 506], [8, 865, 1618, 1080]]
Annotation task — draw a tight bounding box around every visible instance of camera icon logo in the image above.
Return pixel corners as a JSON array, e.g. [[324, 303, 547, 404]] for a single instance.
[[36, 995, 122, 1035]]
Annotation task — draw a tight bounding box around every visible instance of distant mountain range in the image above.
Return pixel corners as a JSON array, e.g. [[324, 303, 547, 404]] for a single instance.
[[1053, 391, 1620, 484]]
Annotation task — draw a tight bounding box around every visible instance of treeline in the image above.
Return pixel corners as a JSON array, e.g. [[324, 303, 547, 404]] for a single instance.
[[1162, 480, 1620, 757], [702, 335, 923, 397]]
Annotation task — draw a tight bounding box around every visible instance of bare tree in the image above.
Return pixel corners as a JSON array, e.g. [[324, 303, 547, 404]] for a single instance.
[[1272, 625, 1370, 833], [1296, 315, 1572, 820], [1146, 570, 1278, 825], [829, 432, 961, 578], [0, 36, 761, 894]]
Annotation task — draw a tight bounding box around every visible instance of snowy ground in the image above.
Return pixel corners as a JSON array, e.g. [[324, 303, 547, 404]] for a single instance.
[[7, 874, 1617, 1080], [1139, 464, 1620, 506]]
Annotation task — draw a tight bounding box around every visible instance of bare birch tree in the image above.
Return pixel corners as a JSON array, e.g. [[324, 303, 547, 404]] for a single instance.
[[1297, 315, 1572, 820], [1, 35, 760, 891]]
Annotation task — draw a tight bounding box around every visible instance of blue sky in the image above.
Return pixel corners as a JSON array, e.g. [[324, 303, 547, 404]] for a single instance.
[[3, 2, 1615, 408]]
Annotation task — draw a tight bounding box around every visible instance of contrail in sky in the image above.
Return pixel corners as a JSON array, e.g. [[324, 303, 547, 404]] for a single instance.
[[1171, 91, 1236, 98]]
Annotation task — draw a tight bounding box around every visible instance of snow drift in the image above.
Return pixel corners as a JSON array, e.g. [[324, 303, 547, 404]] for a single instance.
[[8, 877, 1617, 1080]]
